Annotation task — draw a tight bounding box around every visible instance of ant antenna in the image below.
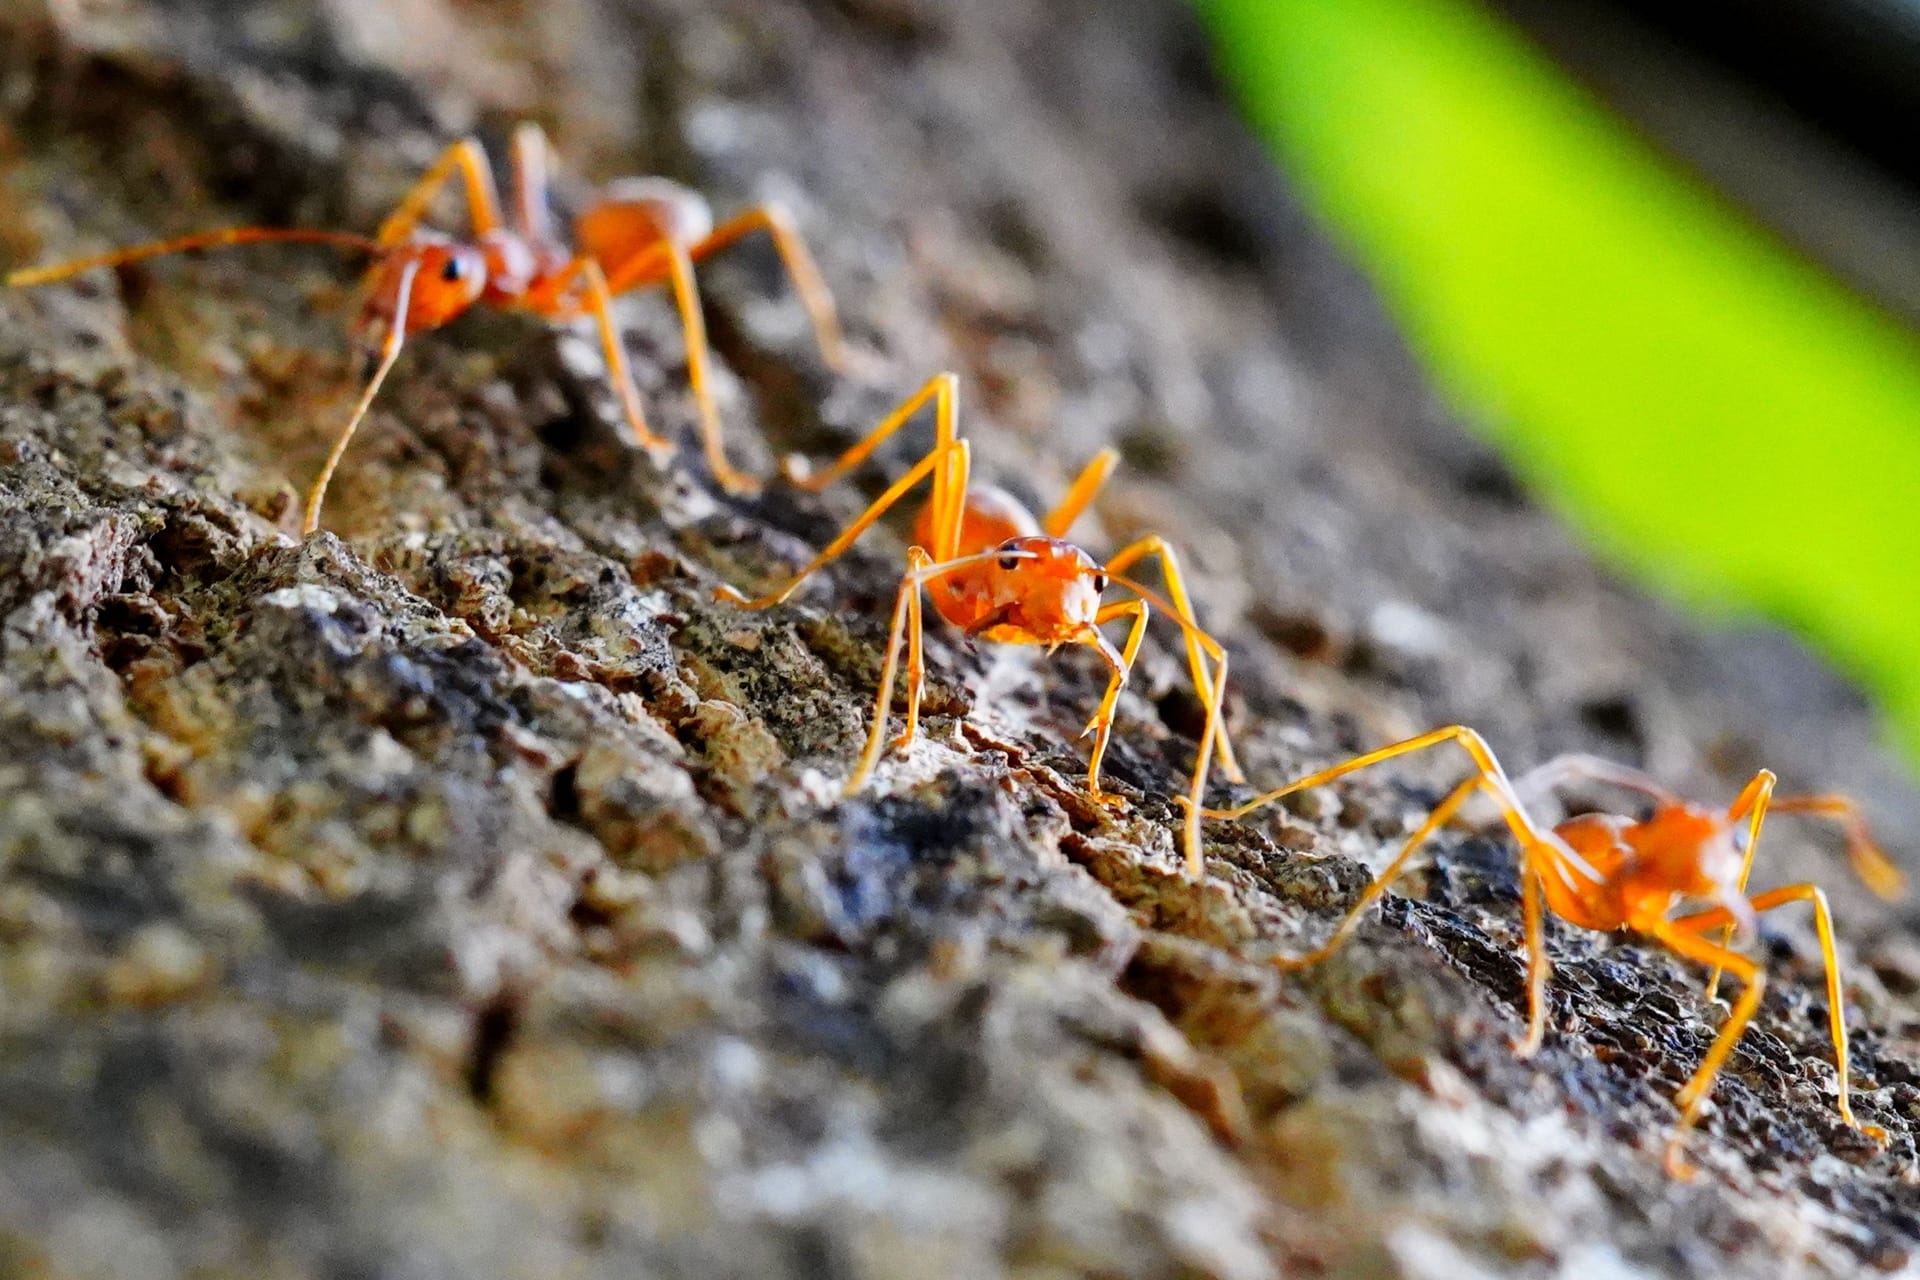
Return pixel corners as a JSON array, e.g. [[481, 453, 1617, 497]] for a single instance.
[[6, 228, 382, 288]]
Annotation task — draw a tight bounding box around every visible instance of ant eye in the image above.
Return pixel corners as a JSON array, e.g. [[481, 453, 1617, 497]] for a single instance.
[[1092, 572, 1109, 593], [440, 258, 466, 283], [997, 553, 1021, 571]]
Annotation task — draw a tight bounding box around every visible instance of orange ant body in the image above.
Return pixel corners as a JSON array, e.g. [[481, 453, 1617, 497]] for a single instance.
[[1201, 725, 1903, 1176], [6, 124, 846, 531], [716, 372, 1243, 875]]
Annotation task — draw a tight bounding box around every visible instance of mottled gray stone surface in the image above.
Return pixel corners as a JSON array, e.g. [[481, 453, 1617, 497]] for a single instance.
[[2, 2, 1918, 1277]]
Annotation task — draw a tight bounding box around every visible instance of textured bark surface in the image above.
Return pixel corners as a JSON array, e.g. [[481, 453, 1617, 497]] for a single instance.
[[3, 2, 1919, 1278]]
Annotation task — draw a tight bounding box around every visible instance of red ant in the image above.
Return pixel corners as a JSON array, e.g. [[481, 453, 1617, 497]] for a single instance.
[[1198, 725, 1902, 1176], [5, 123, 846, 532], [714, 372, 1243, 875]]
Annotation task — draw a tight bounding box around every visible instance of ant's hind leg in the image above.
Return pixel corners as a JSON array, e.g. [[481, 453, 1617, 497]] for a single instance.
[[844, 544, 1006, 796], [691, 203, 847, 370], [1769, 793, 1907, 901], [1203, 725, 1529, 830], [846, 558, 923, 796]]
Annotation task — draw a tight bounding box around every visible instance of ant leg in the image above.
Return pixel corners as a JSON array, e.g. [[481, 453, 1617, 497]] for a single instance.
[[1644, 920, 1766, 1178], [376, 137, 504, 247], [1201, 724, 1543, 839], [1769, 793, 1906, 901], [1702, 770, 1777, 1000], [591, 236, 751, 491], [1083, 598, 1152, 806], [715, 439, 968, 609], [1270, 774, 1489, 970], [548, 256, 673, 455], [690, 203, 847, 370], [1194, 722, 1583, 1033], [892, 547, 931, 752], [848, 554, 924, 796], [782, 372, 960, 493], [1674, 884, 1886, 1142], [1040, 447, 1119, 539], [303, 261, 419, 534], [510, 122, 556, 244], [1517, 858, 1550, 1057], [658, 239, 754, 494], [844, 544, 1025, 796], [1102, 532, 1244, 784], [1178, 648, 1230, 880]]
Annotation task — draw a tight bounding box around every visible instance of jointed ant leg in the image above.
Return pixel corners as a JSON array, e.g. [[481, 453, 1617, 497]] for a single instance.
[[716, 439, 969, 609], [659, 238, 755, 494], [690, 203, 847, 369], [1517, 857, 1550, 1057], [1181, 651, 1229, 880], [303, 260, 418, 535], [1706, 769, 1776, 1000], [783, 372, 960, 495], [1269, 773, 1489, 971], [1673, 883, 1884, 1142], [893, 547, 932, 752], [1511, 753, 1680, 813], [1200, 726, 1570, 875], [1041, 447, 1118, 539], [1111, 574, 1236, 879], [1647, 919, 1765, 1179], [1200, 723, 1590, 1023], [510, 122, 556, 244], [553, 256, 673, 455], [1102, 533, 1245, 784], [376, 137, 504, 247], [1083, 598, 1151, 802], [845, 546, 1017, 797], [1769, 793, 1907, 900], [594, 236, 755, 491]]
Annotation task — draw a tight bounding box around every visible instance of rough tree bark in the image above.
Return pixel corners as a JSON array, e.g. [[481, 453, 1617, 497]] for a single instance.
[[2, 2, 1918, 1278]]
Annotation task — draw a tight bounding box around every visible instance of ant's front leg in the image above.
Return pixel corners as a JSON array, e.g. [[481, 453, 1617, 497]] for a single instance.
[[1082, 598, 1150, 806]]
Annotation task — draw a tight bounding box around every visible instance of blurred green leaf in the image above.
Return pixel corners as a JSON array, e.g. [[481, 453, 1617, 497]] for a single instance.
[[1198, 0, 1920, 766]]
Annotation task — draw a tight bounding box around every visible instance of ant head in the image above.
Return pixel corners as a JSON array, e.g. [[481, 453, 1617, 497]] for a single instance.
[[360, 234, 488, 336], [981, 536, 1107, 641]]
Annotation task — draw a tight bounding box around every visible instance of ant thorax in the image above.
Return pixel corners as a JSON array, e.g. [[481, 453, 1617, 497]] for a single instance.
[[1627, 803, 1742, 900]]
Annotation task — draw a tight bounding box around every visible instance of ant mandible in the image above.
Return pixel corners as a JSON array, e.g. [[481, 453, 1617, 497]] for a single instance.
[[5, 123, 847, 532], [714, 372, 1244, 876], [1197, 725, 1900, 1177]]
